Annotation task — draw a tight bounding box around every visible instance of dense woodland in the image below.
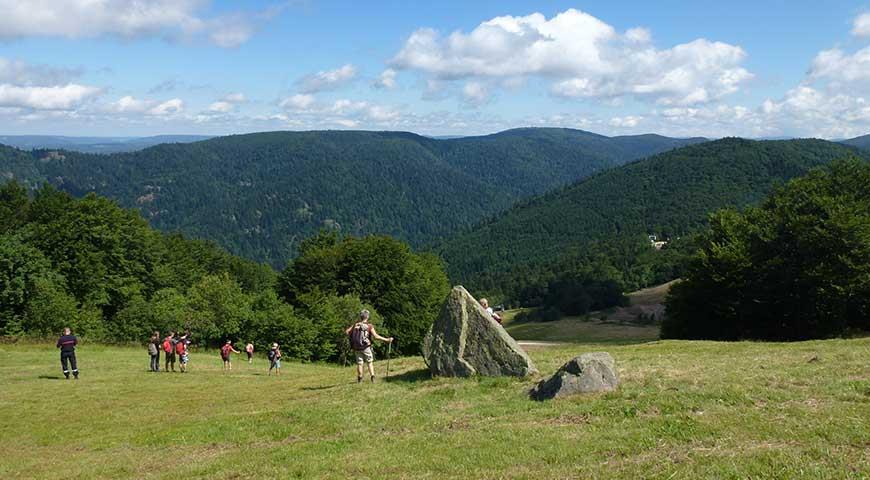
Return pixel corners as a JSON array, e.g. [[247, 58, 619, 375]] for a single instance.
[[0, 128, 704, 267], [0, 183, 448, 358], [438, 138, 869, 304], [663, 159, 870, 339], [1, 132, 868, 346]]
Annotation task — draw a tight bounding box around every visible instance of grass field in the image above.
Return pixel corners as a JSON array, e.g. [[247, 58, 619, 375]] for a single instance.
[[501, 282, 676, 344], [1, 336, 868, 479]]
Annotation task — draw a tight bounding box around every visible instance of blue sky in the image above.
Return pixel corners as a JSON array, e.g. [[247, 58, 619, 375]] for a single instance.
[[1, 0, 869, 138]]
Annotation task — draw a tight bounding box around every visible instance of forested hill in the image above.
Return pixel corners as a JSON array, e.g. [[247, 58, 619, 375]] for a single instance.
[[842, 134, 870, 151], [438, 138, 869, 294], [0, 128, 704, 267]]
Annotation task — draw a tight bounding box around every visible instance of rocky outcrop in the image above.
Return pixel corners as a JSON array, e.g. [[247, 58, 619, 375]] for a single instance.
[[423, 286, 537, 377], [530, 352, 618, 400]]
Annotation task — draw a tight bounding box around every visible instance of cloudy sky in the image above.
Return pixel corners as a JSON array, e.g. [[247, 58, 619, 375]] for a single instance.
[[1, 0, 869, 139]]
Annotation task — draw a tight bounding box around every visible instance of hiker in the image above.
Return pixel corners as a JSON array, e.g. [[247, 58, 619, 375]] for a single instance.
[[176, 332, 189, 373], [220, 340, 241, 371], [480, 298, 502, 324], [56, 327, 79, 380], [163, 331, 176, 372], [345, 309, 393, 383], [148, 331, 161, 372], [267, 343, 281, 375], [245, 342, 254, 364]]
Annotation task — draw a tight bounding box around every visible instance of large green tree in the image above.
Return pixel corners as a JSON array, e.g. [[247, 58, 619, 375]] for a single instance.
[[663, 159, 870, 340]]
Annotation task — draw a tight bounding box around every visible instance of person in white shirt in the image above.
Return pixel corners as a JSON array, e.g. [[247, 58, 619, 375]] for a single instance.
[[479, 298, 502, 324]]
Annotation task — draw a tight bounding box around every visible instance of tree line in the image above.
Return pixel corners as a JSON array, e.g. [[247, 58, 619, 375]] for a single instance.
[[0, 182, 449, 359]]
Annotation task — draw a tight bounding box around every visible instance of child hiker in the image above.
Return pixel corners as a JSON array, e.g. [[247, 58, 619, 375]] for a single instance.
[[268, 343, 282, 375]]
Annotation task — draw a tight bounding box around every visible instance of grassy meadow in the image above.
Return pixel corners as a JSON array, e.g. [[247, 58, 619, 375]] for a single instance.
[[1, 334, 868, 479]]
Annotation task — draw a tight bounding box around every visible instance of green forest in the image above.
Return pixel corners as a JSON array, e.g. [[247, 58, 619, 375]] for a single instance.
[[0, 183, 448, 357], [663, 159, 870, 339], [438, 138, 869, 303], [0, 128, 704, 267]]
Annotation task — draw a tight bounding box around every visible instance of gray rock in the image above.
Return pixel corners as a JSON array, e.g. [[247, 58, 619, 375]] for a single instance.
[[423, 286, 537, 377], [530, 352, 618, 400]]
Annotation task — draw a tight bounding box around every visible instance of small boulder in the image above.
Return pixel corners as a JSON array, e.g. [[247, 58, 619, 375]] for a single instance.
[[530, 352, 618, 400], [423, 286, 537, 377]]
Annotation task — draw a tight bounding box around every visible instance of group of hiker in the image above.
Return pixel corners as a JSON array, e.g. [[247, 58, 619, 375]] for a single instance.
[[55, 309, 393, 381]]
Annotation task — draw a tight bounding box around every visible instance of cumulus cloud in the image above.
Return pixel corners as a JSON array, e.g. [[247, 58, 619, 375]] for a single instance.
[[148, 98, 184, 116], [0, 83, 100, 110], [609, 116, 643, 128], [391, 8, 752, 106], [853, 13, 870, 37], [0, 57, 83, 86], [222, 92, 246, 103], [462, 82, 490, 106], [296, 64, 357, 93], [809, 46, 870, 85], [0, 0, 281, 48], [374, 69, 398, 89], [280, 93, 316, 110]]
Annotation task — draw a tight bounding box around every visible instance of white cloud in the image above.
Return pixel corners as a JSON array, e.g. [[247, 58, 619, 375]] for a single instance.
[[609, 116, 643, 128], [0, 83, 100, 110], [223, 92, 246, 103], [0, 57, 82, 86], [391, 9, 752, 106], [853, 13, 870, 37], [296, 64, 357, 93], [462, 82, 489, 106], [208, 101, 233, 113], [110, 95, 152, 113], [374, 69, 398, 89], [809, 46, 870, 85], [280, 93, 316, 110], [148, 98, 184, 116], [0, 0, 278, 48]]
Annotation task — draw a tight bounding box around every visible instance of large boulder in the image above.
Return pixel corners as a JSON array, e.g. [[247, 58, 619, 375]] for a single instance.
[[423, 286, 537, 377], [530, 352, 618, 400]]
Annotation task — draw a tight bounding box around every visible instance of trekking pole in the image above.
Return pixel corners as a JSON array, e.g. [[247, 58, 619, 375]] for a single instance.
[[386, 340, 392, 380]]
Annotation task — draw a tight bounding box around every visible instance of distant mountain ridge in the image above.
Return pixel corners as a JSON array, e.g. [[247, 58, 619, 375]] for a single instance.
[[438, 137, 869, 293], [0, 127, 705, 267], [841, 134, 870, 151], [0, 135, 212, 153]]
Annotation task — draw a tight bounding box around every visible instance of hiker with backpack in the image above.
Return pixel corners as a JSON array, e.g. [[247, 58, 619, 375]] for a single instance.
[[176, 332, 190, 373], [148, 331, 160, 372], [220, 340, 241, 371], [163, 331, 176, 372], [345, 309, 393, 383], [267, 343, 281, 375], [56, 327, 79, 380]]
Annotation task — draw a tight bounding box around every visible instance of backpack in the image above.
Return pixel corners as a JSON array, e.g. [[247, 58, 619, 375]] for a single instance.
[[163, 339, 172, 353], [349, 323, 371, 351], [175, 341, 185, 355], [221, 344, 232, 357], [267, 349, 276, 361]]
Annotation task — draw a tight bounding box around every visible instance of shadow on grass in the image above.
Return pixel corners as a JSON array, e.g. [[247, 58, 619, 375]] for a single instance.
[[300, 383, 347, 391], [385, 368, 431, 384], [37, 375, 64, 380]]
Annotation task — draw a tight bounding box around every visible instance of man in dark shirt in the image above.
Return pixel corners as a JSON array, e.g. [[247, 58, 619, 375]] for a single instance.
[[56, 327, 78, 380]]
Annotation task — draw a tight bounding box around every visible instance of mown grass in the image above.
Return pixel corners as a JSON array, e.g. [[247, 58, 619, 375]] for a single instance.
[[1, 337, 868, 479]]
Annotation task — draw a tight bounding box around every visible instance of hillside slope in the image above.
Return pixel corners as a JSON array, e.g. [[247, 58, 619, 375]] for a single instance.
[[439, 138, 868, 291], [0, 128, 703, 266], [842, 133, 870, 151]]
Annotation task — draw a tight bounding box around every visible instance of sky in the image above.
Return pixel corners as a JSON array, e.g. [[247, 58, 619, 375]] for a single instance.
[[1, 0, 869, 139]]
